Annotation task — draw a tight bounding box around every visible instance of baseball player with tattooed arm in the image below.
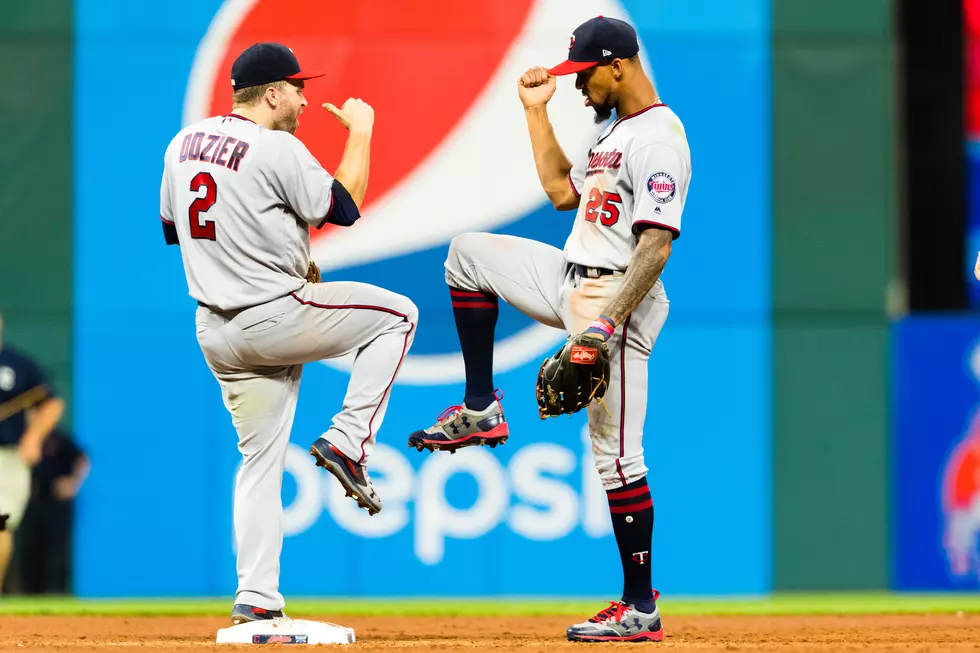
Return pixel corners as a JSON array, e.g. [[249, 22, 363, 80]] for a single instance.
[[160, 43, 417, 624], [408, 17, 691, 642]]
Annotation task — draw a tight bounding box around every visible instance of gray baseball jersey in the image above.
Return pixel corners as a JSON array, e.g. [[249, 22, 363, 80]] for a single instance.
[[159, 112, 417, 612], [566, 104, 692, 270], [160, 113, 335, 311]]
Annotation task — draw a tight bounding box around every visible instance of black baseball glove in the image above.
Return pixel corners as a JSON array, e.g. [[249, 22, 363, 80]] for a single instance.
[[536, 333, 611, 418]]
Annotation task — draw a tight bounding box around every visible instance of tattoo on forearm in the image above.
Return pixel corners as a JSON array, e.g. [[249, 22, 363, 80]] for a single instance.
[[604, 229, 672, 325]]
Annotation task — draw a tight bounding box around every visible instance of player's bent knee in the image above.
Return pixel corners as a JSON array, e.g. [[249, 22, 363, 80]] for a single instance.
[[446, 232, 496, 266], [391, 294, 419, 326], [404, 298, 419, 326], [444, 233, 493, 290], [447, 232, 479, 256]]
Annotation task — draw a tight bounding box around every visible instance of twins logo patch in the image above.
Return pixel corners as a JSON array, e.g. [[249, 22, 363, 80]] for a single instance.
[[647, 172, 675, 204], [570, 345, 598, 365]]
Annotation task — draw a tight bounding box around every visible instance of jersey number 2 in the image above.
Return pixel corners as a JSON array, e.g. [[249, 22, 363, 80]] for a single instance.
[[188, 172, 217, 240], [584, 189, 622, 227]]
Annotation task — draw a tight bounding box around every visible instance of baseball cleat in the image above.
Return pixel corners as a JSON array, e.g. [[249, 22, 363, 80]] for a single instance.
[[566, 595, 664, 643], [407, 390, 509, 454], [309, 437, 382, 515], [231, 604, 286, 625]]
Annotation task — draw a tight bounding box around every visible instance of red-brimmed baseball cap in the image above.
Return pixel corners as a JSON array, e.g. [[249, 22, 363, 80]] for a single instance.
[[231, 42, 325, 91], [548, 16, 640, 76]]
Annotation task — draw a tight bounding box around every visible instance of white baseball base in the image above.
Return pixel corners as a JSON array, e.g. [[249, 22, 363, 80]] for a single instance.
[[216, 618, 356, 645]]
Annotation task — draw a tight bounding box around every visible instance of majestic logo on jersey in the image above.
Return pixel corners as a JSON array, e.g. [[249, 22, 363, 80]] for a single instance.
[[586, 149, 623, 176], [647, 172, 675, 204], [185, 0, 642, 384]]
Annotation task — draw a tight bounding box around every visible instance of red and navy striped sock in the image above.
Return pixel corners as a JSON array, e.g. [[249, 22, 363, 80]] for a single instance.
[[449, 286, 498, 410], [607, 476, 655, 613]]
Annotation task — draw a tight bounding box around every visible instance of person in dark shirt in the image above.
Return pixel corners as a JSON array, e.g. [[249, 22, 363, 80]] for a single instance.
[[16, 428, 89, 594], [0, 313, 65, 590]]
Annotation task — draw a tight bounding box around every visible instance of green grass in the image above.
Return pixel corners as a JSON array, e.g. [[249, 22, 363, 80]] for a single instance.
[[2, 593, 980, 617]]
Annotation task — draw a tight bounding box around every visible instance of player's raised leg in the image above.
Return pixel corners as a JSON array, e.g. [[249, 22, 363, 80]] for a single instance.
[[304, 284, 417, 515], [408, 233, 567, 453], [231, 282, 417, 515]]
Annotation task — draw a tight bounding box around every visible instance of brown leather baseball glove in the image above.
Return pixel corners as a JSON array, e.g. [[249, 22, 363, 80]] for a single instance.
[[305, 259, 321, 284]]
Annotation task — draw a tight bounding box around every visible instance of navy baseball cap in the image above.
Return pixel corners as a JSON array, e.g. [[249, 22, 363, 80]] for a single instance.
[[231, 42, 324, 91], [548, 16, 639, 76]]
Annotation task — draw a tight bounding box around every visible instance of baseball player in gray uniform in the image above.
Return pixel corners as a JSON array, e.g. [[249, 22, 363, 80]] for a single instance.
[[160, 43, 417, 624], [408, 17, 691, 642]]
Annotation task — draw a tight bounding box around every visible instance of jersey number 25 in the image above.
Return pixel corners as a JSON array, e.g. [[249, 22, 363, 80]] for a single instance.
[[188, 172, 217, 240], [584, 189, 622, 227]]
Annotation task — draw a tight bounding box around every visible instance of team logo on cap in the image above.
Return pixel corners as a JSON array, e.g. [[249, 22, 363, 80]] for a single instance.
[[569, 35, 575, 49], [647, 172, 675, 204]]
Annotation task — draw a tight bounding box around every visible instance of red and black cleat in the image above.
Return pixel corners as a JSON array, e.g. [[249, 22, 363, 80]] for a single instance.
[[309, 438, 382, 515]]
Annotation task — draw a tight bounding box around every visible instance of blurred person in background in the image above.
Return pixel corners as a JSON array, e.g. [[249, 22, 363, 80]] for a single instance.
[[0, 312, 65, 593], [16, 428, 89, 594]]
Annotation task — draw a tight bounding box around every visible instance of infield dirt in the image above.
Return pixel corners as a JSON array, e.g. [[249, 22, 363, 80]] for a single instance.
[[3, 613, 980, 651]]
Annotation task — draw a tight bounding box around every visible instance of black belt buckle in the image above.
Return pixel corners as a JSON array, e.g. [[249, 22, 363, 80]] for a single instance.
[[578, 265, 616, 278]]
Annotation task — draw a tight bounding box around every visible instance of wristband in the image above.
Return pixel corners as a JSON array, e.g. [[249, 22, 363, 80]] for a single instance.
[[583, 314, 616, 341]]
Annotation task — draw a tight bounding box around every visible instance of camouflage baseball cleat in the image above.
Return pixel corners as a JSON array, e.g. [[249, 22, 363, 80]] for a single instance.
[[309, 437, 382, 515], [566, 597, 664, 643], [408, 390, 509, 454], [231, 604, 286, 625]]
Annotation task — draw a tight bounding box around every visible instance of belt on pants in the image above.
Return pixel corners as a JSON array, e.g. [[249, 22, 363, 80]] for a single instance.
[[197, 300, 251, 319], [574, 264, 623, 278]]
